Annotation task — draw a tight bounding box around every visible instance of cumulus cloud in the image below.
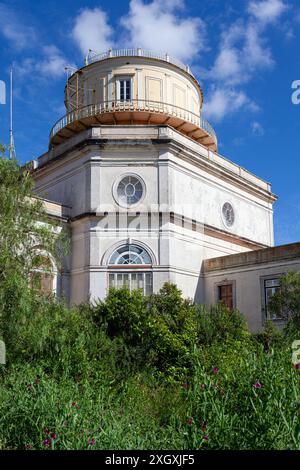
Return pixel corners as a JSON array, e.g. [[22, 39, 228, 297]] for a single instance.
[[205, 0, 288, 123], [120, 0, 206, 62], [15, 46, 74, 80], [210, 21, 274, 86], [248, 0, 288, 25], [203, 88, 259, 122], [72, 7, 114, 55], [39, 46, 74, 78]]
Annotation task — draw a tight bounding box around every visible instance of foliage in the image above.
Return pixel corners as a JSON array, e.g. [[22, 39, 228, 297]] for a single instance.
[[195, 302, 249, 345], [0, 151, 67, 358], [254, 319, 283, 350], [268, 271, 300, 330], [0, 147, 299, 450], [0, 155, 65, 282], [93, 283, 198, 380]]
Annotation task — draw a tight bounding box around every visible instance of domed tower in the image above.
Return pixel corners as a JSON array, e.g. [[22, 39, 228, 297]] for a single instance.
[[49, 48, 217, 151], [34, 48, 276, 306]]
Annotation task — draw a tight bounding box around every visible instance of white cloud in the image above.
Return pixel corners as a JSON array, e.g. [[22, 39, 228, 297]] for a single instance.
[[0, 3, 36, 50], [210, 20, 274, 86], [15, 46, 74, 80], [248, 0, 288, 25], [72, 7, 114, 55], [210, 47, 242, 82], [204, 0, 288, 123], [120, 0, 206, 63], [251, 121, 265, 136], [39, 46, 73, 78], [203, 88, 259, 122]]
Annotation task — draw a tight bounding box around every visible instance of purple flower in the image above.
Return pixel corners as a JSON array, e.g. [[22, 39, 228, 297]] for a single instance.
[[183, 382, 189, 391], [51, 432, 57, 440], [212, 367, 219, 375], [43, 439, 51, 448], [88, 438, 96, 446], [294, 363, 300, 370], [253, 380, 263, 389], [203, 434, 209, 441]]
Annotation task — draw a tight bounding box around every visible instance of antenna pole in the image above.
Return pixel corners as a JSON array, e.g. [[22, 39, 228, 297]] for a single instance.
[[9, 66, 16, 160]]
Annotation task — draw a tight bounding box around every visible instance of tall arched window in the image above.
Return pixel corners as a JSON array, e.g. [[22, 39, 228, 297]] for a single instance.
[[30, 251, 57, 296], [108, 244, 153, 295]]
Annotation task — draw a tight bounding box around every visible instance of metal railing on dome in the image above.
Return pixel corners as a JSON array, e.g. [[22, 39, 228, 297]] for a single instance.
[[49, 99, 217, 148], [84, 48, 194, 78]]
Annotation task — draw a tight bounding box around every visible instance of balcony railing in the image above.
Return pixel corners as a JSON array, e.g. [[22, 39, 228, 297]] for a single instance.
[[84, 48, 194, 78], [49, 99, 217, 149]]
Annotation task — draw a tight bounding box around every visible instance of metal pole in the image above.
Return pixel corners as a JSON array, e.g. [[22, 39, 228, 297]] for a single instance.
[[9, 66, 16, 160]]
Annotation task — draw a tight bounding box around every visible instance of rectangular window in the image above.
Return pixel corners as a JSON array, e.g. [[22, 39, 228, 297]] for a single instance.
[[119, 78, 131, 101], [108, 272, 153, 295], [264, 278, 281, 319], [218, 284, 233, 311]]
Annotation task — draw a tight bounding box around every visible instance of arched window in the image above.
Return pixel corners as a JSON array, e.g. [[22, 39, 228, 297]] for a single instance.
[[109, 244, 152, 265], [30, 251, 57, 296], [108, 244, 153, 295]]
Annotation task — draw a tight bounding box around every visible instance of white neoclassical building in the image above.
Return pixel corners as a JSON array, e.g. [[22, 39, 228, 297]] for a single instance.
[[31, 49, 300, 331]]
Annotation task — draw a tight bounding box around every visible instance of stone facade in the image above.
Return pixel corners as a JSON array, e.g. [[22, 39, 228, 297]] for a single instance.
[[31, 49, 299, 332]]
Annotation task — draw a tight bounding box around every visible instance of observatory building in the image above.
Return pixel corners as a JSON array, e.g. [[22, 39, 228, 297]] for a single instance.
[[31, 49, 300, 331]]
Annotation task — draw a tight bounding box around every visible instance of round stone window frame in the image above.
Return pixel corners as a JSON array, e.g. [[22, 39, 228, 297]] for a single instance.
[[113, 173, 146, 208], [221, 201, 236, 229]]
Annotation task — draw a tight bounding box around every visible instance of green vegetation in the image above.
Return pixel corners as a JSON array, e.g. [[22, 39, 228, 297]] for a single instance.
[[0, 152, 299, 450]]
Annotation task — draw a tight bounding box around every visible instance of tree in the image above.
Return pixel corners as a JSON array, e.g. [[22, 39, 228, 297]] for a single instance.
[[0, 146, 67, 353], [0, 146, 65, 282], [268, 271, 300, 329]]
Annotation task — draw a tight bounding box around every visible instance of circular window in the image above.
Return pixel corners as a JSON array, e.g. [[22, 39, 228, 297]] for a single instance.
[[114, 174, 145, 207], [222, 202, 235, 227]]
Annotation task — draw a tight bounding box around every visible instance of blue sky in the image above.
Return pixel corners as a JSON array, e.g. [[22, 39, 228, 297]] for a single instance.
[[0, 0, 299, 245]]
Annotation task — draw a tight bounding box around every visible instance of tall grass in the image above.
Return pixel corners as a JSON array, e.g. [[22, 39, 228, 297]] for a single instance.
[[0, 285, 299, 450]]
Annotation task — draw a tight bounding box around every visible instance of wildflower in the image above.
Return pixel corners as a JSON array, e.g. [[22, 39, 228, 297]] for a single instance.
[[212, 367, 219, 375], [24, 443, 30, 449], [71, 401, 77, 407], [43, 439, 51, 448], [51, 432, 57, 440], [253, 380, 263, 389], [203, 434, 209, 441], [294, 363, 300, 370], [187, 418, 193, 425], [88, 438, 96, 446], [183, 383, 189, 391]]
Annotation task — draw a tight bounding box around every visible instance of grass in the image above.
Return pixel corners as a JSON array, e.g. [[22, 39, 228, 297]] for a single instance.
[[0, 339, 299, 450]]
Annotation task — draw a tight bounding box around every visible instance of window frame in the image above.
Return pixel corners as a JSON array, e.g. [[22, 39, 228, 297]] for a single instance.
[[214, 280, 236, 310], [30, 250, 58, 296], [116, 76, 133, 103], [108, 271, 153, 296], [260, 274, 285, 323]]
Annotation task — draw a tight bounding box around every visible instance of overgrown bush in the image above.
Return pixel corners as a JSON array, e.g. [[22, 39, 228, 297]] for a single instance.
[[195, 302, 249, 345]]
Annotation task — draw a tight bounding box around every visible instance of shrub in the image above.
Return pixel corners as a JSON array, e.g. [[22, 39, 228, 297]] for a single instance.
[[91, 283, 198, 380], [268, 272, 300, 329], [195, 302, 249, 345]]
